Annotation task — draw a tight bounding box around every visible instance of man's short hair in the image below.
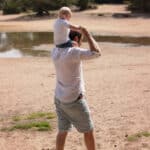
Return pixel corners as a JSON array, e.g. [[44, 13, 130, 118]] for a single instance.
[[69, 31, 82, 43], [59, 7, 72, 18]]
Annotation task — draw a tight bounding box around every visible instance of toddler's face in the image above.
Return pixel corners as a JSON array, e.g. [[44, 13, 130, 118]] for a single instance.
[[65, 14, 71, 21]]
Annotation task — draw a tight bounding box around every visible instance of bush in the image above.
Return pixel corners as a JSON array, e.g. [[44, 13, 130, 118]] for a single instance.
[[129, 0, 150, 13], [1, 0, 97, 15], [3, 0, 21, 14], [77, 0, 89, 10], [29, 0, 76, 15], [96, 0, 124, 3], [0, 0, 3, 10], [1, 0, 76, 15]]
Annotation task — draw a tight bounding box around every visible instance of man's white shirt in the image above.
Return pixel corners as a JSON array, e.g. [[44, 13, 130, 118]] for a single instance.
[[51, 47, 100, 103]]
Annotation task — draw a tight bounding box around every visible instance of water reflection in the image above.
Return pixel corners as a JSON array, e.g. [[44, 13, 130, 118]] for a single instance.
[[0, 32, 53, 57], [0, 48, 23, 58], [0, 32, 150, 58], [0, 33, 8, 49], [0, 33, 7, 42]]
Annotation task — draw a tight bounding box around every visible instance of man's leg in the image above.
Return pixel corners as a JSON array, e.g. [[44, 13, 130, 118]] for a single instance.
[[84, 130, 96, 150], [56, 131, 68, 150]]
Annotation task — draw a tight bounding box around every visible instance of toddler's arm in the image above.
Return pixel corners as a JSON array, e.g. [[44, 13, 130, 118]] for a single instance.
[[69, 24, 81, 32]]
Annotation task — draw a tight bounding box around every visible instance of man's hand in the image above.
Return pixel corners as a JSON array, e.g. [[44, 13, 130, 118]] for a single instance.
[[80, 26, 89, 36], [80, 26, 101, 54]]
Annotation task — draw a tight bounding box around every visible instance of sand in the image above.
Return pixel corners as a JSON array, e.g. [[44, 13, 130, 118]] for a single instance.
[[0, 42, 150, 150], [0, 4, 150, 36], [0, 4, 150, 150]]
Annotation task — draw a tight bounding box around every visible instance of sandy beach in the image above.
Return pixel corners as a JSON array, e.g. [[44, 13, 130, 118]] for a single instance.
[[0, 4, 150, 150]]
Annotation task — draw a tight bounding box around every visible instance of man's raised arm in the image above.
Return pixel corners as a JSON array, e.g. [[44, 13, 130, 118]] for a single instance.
[[81, 27, 101, 55]]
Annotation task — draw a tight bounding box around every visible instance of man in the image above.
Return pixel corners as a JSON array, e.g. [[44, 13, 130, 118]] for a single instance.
[[51, 27, 101, 150]]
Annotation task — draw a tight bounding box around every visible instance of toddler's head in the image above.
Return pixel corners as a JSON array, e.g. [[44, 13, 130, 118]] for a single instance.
[[59, 7, 72, 20]]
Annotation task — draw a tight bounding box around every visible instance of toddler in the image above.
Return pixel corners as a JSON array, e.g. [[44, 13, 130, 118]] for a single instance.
[[53, 7, 81, 48]]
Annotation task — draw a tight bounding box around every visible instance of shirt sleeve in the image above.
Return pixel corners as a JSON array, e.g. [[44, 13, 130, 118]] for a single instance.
[[75, 48, 100, 60], [62, 19, 70, 28]]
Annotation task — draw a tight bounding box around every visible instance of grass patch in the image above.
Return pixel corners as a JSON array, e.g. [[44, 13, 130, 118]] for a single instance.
[[12, 112, 55, 121], [127, 131, 150, 142], [142, 131, 150, 137], [1, 111, 56, 132], [127, 135, 138, 142], [10, 121, 51, 131], [12, 116, 22, 122], [26, 112, 55, 120]]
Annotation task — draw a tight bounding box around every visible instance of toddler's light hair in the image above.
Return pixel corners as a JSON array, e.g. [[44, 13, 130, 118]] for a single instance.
[[58, 7, 72, 18]]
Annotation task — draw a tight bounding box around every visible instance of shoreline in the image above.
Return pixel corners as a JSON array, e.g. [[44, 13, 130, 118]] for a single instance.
[[2, 32, 150, 47], [0, 4, 150, 37]]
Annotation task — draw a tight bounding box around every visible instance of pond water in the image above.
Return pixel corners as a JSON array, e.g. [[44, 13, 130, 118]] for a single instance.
[[0, 32, 53, 58], [0, 32, 150, 58]]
